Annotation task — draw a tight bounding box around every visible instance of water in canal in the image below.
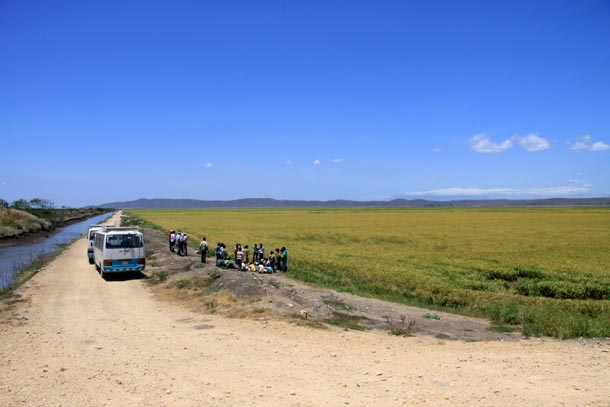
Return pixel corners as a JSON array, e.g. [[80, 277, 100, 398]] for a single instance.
[[0, 212, 115, 288]]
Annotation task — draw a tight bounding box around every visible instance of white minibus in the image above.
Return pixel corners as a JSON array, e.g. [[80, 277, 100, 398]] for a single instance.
[[86, 224, 106, 264], [93, 226, 146, 278]]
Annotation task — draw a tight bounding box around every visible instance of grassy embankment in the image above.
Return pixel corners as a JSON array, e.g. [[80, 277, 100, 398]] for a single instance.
[[127, 207, 610, 338], [0, 209, 51, 238], [0, 207, 109, 238]]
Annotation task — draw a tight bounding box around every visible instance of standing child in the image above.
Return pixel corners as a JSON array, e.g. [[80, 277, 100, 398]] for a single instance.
[[236, 246, 244, 270], [253, 244, 259, 262]]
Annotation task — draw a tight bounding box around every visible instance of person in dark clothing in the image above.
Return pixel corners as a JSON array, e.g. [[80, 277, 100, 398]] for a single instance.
[[176, 231, 183, 256], [280, 247, 288, 272], [169, 230, 176, 252], [200, 237, 208, 263]]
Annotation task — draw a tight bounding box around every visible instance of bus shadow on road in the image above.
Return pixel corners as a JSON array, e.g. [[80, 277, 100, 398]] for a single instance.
[[102, 272, 147, 282]]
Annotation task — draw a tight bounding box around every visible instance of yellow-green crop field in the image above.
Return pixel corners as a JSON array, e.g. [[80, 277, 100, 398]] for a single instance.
[[128, 207, 610, 338]]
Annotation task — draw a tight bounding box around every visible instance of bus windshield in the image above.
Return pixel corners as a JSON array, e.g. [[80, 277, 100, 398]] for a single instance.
[[105, 234, 142, 249]]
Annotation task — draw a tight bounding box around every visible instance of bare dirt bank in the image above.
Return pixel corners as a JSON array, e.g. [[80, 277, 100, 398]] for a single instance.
[[0, 213, 608, 406], [142, 223, 521, 342]]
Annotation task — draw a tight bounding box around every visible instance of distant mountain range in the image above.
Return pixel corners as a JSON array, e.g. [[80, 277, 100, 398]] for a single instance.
[[97, 197, 610, 209]]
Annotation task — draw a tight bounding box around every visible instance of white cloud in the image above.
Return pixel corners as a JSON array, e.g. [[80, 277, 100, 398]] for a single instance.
[[284, 160, 293, 166], [313, 159, 321, 166], [204, 162, 214, 168], [402, 183, 592, 197], [569, 141, 588, 151], [468, 133, 513, 153], [590, 141, 610, 151], [568, 179, 593, 188], [331, 158, 343, 164], [569, 135, 609, 152], [403, 187, 515, 196], [522, 186, 591, 195], [432, 147, 442, 153], [517, 133, 549, 152]]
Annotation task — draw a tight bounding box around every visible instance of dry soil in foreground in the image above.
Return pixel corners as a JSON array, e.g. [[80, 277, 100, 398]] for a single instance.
[[0, 213, 608, 407]]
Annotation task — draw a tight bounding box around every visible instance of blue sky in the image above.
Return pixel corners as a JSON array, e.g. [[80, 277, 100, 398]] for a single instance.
[[1, 0, 609, 207]]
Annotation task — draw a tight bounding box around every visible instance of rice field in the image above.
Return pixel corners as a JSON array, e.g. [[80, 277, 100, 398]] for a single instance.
[[128, 207, 610, 338]]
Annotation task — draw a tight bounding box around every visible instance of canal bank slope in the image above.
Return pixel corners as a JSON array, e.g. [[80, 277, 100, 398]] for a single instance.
[[0, 212, 608, 406], [0, 207, 111, 245]]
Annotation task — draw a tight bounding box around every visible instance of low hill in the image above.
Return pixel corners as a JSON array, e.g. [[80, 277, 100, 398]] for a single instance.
[[98, 197, 610, 209]]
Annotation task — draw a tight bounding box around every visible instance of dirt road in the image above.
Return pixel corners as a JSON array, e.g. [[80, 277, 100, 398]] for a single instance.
[[1, 214, 608, 406]]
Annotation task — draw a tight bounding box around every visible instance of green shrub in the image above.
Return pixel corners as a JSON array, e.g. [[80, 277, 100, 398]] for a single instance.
[[325, 312, 366, 330]]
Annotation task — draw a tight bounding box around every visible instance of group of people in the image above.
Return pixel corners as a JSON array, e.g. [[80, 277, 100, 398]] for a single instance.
[[168, 230, 188, 256], [168, 230, 288, 274], [213, 242, 288, 273]]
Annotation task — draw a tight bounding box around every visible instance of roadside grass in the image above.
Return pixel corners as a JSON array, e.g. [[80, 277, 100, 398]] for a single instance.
[[148, 270, 168, 284], [290, 313, 327, 329], [385, 315, 416, 337], [324, 311, 367, 331], [489, 322, 518, 333], [127, 207, 610, 338], [171, 270, 221, 290], [323, 299, 351, 311]]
